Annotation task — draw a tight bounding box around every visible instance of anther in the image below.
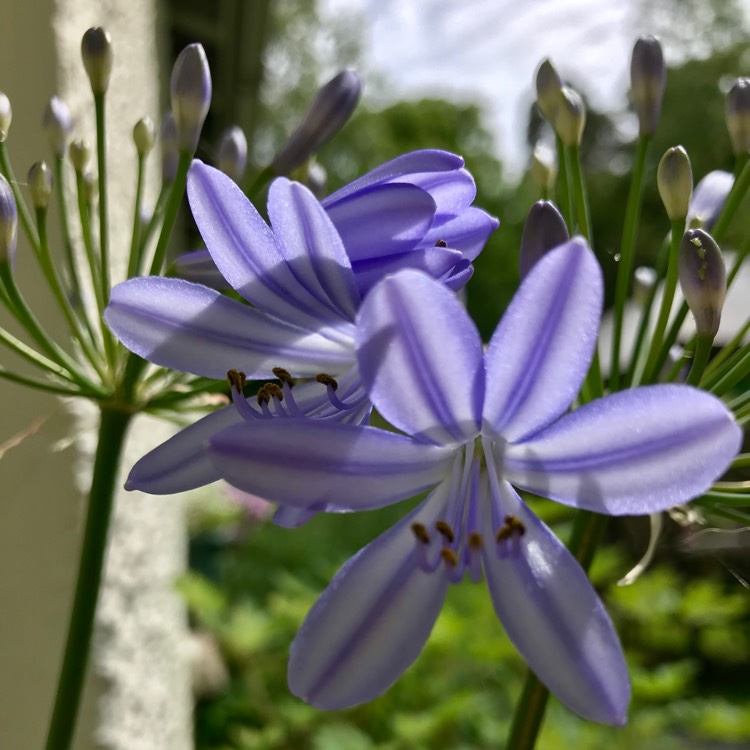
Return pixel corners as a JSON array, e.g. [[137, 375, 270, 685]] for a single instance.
[[263, 383, 284, 401], [468, 532, 484, 550], [435, 239, 448, 248], [316, 373, 338, 390], [227, 369, 246, 392], [411, 522, 431, 545], [256, 385, 271, 405], [273, 367, 295, 386], [435, 520, 455, 543], [506, 515, 526, 536], [441, 548, 458, 567]]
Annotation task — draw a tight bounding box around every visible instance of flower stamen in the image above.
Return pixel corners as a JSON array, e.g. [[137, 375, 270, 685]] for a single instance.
[[435, 520, 455, 543], [411, 522, 430, 544]]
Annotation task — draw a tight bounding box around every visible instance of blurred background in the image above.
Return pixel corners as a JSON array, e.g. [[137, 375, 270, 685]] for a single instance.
[[170, 1, 750, 748]]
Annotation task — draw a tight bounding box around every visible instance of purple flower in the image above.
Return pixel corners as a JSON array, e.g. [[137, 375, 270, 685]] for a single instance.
[[177, 149, 498, 293], [105, 155, 496, 509], [206, 240, 741, 723]]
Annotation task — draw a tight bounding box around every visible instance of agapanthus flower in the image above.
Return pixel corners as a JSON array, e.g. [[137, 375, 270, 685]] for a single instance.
[[176, 149, 497, 293], [105, 153, 497, 520], [206, 240, 741, 723]]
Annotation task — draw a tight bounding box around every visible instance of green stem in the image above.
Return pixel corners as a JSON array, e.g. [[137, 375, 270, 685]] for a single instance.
[[247, 165, 274, 200], [127, 154, 147, 278], [610, 136, 650, 390], [556, 135, 574, 233], [687, 335, 713, 387], [0, 365, 85, 397], [94, 92, 110, 301], [707, 345, 750, 395], [43, 407, 132, 750], [53, 156, 84, 309], [0, 141, 40, 252], [506, 511, 608, 750]]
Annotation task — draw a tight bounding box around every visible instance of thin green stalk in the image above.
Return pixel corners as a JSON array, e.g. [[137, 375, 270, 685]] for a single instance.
[[43, 407, 132, 750], [53, 155, 84, 307], [148, 150, 191, 276], [610, 136, 650, 390], [638, 220, 683, 385], [703, 319, 750, 379], [556, 134, 574, 232], [138, 185, 168, 259], [247, 165, 274, 199], [505, 511, 608, 750], [0, 141, 40, 251], [94, 92, 110, 302], [127, 153, 147, 278], [687, 335, 713, 387], [707, 346, 750, 395], [0, 365, 84, 397], [701, 338, 750, 391]]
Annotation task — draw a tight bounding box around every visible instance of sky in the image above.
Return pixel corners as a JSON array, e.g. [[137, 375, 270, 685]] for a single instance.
[[321, 0, 750, 180]]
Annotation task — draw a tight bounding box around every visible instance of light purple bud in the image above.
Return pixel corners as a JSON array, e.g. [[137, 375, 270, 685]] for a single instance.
[[133, 117, 156, 157], [535, 58, 564, 123], [0, 93, 11, 142], [170, 43, 212, 153], [271, 69, 361, 175], [28, 161, 53, 209], [678, 228, 726, 339], [630, 36, 666, 136], [43, 97, 72, 157], [554, 86, 586, 147], [0, 174, 17, 263], [519, 200, 569, 278], [217, 126, 247, 183], [725, 78, 750, 155], [81, 27, 113, 95], [688, 171, 733, 230], [160, 113, 178, 184], [657, 146, 692, 221], [69, 138, 91, 172]]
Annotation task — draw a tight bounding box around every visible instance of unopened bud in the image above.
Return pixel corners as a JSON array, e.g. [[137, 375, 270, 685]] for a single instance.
[[0, 175, 17, 263], [657, 146, 692, 221], [271, 69, 361, 175], [530, 143, 556, 192], [170, 43, 212, 153], [519, 200, 569, 278], [81, 27, 113, 95], [725, 78, 750, 155], [553, 87, 586, 147], [69, 139, 91, 172], [28, 161, 53, 209], [43, 97, 72, 157], [0, 93, 11, 142], [133, 117, 155, 156], [678, 228, 726, 338], [160, 113, 178, 184], [688, 170, 733, 230], [630, 36, 666, 137], [535, 59, 564, 123], [217, 126, 247, 183]]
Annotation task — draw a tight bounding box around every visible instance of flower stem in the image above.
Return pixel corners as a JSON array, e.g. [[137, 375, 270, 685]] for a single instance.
[[610, 136, 649, 390], [43, 406, 132, 750], [505, 511, 608, 750]]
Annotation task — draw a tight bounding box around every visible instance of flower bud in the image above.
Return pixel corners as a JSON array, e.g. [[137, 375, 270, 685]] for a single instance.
[[133, 117, 155, 157], [160, 113, 178, 184], [170, 43, 212, 153], [69, 139, 91, 172], [530, 143, 556, 192], [43, 97, 72, 157], [0, 93, 11, 142], [553, 87, 586, 147], [657, 146, 692, 221], [0, 174, 17, 263], [535, 59, 564, 123], [688, 170, 733, 230], [217, 126, 247, 183], [81, 27, 113, 95], [28, 161, 53, 210], [630, 36, 666, 137], [678, 228, 726, 338], [519, 200, 569, 278], [271, 69, 361, 175], [725, 78, 750, 155]]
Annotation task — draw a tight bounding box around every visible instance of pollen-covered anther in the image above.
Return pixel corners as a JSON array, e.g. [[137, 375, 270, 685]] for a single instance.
[[316, 373, 339, 390], [468, 531, 484, 550], [273, 367, 295, 386], [411, 522, 431, 544], [435, 520, 455, 543], [435, 239, 448, 247], [441, 548, 458, 567], [226, 369, 246, 391], [264, 383, 284, 401], [256, 385, 271, 405], [496, 515, 525, 543]]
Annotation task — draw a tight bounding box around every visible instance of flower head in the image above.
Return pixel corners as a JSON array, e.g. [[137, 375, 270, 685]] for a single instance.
[[206, 241, 740, 722]]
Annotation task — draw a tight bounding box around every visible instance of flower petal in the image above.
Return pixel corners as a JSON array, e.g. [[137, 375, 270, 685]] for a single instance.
[[325, 182, 437, 261], [105, 277, 354, 379], [481, 476, 630, 725], [188, 161, 353, 330], [267, 178, 360, 322], [502, 385, 742, 515], [208, 419, 454, 510], [421, 206, 499, 261], [125, 406, 242, 494], [174, 249, 227, 289], [357, 270, 484, 445], [288, 487, 452, 709], [688, 170, 733, 230], [483, 239, 603, 443]]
